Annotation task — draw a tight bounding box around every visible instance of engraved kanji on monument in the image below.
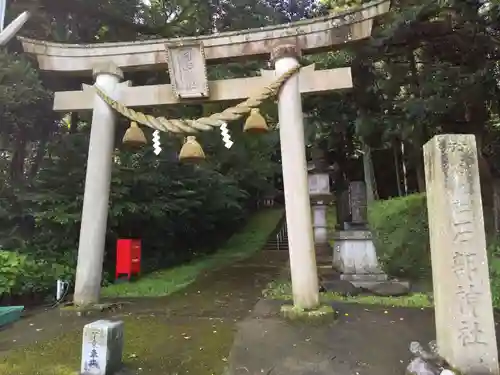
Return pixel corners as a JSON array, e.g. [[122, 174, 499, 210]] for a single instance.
[[349, 181, 368, 226], [423, 134, 499, 375], [165, 42, 209, 99], [81, 320, 124, 375]]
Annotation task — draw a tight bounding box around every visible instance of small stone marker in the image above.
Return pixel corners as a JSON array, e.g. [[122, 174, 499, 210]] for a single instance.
[[423, 134, 499, 375], [81, 319, 124, 375]]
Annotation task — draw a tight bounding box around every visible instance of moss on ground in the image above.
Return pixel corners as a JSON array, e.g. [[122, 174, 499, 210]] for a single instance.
[[0, 314, 234, 375], [1, 209, 285, 375], [263, 280, 432, 308], [102, 208, 283, 298], [280, 304, 336, 323]]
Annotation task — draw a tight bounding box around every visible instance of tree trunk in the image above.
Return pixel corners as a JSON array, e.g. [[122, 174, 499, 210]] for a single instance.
[[393, 139, 403, 196], [9, 135, 27, 183], [69, 112, 79, 134], [362, 142, 377, 203], [409, 143, 426, 193], [28, 136, 48, 182]]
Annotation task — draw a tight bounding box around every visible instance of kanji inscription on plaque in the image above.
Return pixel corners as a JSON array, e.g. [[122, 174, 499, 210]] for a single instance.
[[166, 43, 209, 99]]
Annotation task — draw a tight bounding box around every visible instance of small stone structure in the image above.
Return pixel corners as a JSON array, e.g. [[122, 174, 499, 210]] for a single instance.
[[81, 319, 124, 375], [423, 134, 499, 375], [406, 341, 448, 375], [332, 229, 387, 287], [332, 181, 388, 287], [307, 151, 333, 264]]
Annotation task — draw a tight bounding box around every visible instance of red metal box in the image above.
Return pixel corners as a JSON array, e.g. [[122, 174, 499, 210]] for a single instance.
[[115, 239, 141, 280]]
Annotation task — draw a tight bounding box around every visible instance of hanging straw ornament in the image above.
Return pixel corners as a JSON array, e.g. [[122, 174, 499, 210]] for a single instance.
[[123, 121, 147, 147], [179, 136, 205, 162], [243, 108, 269, 133]]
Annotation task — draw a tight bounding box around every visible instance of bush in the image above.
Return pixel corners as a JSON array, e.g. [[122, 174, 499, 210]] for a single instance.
[[368, 193, 431, 280], [0, 250, 73, 298], [369, 193, 500, 304]]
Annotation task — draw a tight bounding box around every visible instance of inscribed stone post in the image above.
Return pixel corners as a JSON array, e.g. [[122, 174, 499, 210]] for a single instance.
[[423, 134, 499, 375], [81, 320, 124, 375]]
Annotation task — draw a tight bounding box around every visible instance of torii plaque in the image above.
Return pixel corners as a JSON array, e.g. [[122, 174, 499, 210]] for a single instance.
[[165, 42, 209, 99]]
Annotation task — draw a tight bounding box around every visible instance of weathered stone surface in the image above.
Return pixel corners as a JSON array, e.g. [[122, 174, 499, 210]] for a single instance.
[[336, 189, 351, 228], [362, 281, 410, 296], [332, 230, 384, 275], [320, 279, 361, 296], [18, 0, 390, 74], [406, 357, 440, 375], [423, 134, 499, 375], [349, 181, 368, 224], [308, 173, 330, 196], [56, 66, 352, 112], [81, 319, 124, 375], [165, 43, 209, 99]]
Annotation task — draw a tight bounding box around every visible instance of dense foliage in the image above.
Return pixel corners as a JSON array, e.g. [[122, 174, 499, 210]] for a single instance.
[[0, 0, 324, 300], [2, 0, 500, 302], [370, 194, 500, 284], [369, 193, 430, 280]]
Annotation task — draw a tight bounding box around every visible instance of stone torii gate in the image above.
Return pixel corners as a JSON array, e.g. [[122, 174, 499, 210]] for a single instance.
[[18, 0, 389, 309]]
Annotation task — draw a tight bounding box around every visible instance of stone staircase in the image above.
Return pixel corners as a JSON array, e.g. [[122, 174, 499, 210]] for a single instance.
[[262, 217, 289, 251]]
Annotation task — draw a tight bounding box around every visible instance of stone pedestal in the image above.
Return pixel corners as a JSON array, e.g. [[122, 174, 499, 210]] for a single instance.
[[423, 134, 499, 375], [81, 319, 124, 375], [332, 230, 387, 288]]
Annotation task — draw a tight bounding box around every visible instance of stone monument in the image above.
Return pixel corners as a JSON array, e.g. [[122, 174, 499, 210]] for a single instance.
[[332, 181, 388, 287], [81, 320, 124, 375], [348, 181, 368, 228], [423, 134, 499, 375]]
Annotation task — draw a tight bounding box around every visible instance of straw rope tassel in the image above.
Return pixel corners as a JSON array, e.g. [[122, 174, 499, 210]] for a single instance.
[[93, 65, 301, 134]]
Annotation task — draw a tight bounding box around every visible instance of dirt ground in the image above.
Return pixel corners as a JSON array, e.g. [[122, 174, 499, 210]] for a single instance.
[[229, 299, 436, 375], [0, 250, 288, 375], [0, 248, 483, 375]]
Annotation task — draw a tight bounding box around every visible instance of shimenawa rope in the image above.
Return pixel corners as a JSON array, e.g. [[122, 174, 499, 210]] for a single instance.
[[93, 65, 301, 134]]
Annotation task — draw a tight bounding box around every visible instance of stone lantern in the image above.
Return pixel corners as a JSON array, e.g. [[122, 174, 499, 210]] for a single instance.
[[307, 149, 333, 264]]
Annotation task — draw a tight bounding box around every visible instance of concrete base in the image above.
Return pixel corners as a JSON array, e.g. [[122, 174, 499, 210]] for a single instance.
[[332, 230, 384, 275], [60, 302, 124, 317], [332, 230, 392, 289], [340, 273, 388, 288]]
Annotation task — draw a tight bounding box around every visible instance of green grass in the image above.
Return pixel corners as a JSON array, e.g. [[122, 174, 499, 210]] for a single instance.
[[263, 280, 433, 308], [0, 314, 234, 375], [1, 209, 284, 375], [101, 208, 284, 298]]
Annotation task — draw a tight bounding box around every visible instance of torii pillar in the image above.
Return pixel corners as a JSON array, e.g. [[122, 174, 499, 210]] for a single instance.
[[73, 63, 129, 306], [272, 44, 319, 309]]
